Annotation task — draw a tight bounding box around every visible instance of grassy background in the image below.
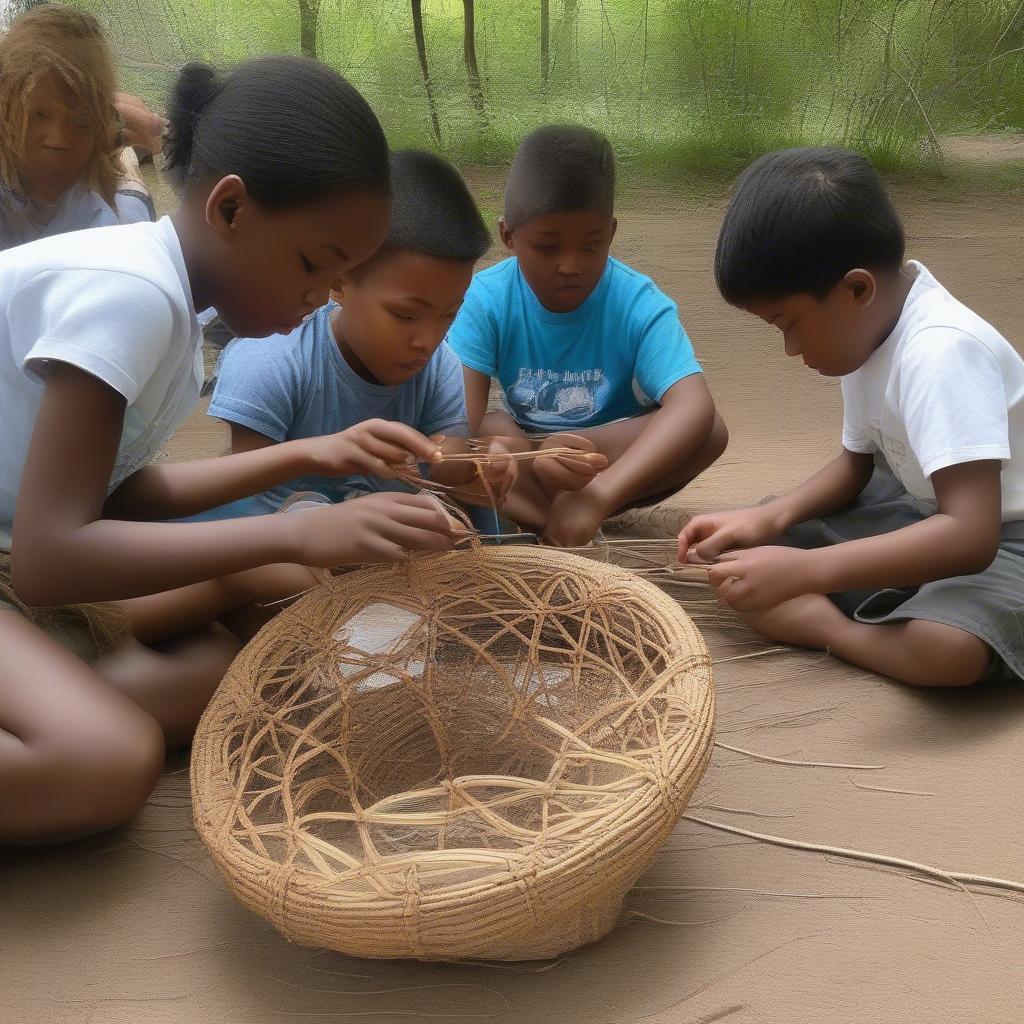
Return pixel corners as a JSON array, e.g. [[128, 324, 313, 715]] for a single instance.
[[67, 0, 1024, 180]]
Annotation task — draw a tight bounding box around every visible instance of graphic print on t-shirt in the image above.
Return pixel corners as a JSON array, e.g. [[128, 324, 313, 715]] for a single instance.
[[448, 256, 704, 432], [506, 367, 614, 426], [866, 418, 908, 474]]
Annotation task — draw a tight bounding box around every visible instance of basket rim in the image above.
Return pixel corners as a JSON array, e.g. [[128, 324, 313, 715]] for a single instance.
[[191, 545, 715, 905]]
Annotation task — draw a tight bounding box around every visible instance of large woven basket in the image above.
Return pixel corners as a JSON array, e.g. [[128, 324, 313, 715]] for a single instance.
[[191, 546, 715, 960]]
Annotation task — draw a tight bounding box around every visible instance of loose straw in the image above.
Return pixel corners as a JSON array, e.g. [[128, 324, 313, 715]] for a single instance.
[[681, 814, 1024, 899], [714, 741, 885, 771], [422, 447, 599, 465]]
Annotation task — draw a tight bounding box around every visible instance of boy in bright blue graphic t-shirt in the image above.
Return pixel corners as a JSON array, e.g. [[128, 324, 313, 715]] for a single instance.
[[447, 125, 727, 546]]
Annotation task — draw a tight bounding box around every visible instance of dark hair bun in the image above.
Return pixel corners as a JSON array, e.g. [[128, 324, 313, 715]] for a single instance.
[[164, 62, 224, 183], [161, 55, 390, 208]]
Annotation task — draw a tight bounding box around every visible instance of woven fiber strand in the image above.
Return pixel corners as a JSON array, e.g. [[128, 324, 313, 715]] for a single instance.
[[191, 546, 715, 961]]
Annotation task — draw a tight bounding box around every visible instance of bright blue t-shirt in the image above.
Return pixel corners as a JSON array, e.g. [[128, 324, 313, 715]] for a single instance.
[[446, 256, 702, 432], [206, 302, 468, 515]]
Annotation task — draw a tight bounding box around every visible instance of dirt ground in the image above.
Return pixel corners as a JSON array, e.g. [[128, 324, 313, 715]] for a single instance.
[[2, 182, 1023, 1024]]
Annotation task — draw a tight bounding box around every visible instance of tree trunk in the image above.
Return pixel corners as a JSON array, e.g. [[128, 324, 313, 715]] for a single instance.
[[462, 0, 487, 125], [298, 0, 320, 59], [411, 0, 442, 143], [541, 0, 550, 88], [551, 0, 580, 81]]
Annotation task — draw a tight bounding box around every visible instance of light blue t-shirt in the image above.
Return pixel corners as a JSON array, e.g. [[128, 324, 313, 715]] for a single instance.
[[446, 256, 702, 431], [0, 183, 155, 252], [207, 302, 468, 514]]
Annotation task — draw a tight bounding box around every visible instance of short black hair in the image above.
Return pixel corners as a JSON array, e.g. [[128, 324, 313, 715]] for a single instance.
[[352, 149, 490, 275], [165, 56, 389, 207], [714, 147, 905, 305], [503, 125, 615, 232]]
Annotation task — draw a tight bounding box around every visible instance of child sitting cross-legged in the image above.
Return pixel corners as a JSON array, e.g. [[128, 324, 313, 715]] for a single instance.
[[679, 147, 1024, 688], [204, 150, 514, 521], [447, 125, 728, 546]]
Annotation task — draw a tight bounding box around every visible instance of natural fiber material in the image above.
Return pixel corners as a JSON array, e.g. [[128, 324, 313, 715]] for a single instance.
[[191, 545, 714, 961], [0, 552, 131, 661]]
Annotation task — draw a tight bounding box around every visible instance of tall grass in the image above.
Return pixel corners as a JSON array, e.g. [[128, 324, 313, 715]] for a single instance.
[[73, 0, 1024, 178]]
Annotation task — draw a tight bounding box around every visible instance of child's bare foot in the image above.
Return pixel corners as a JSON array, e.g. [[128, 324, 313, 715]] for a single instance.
[[744, 592, 853, 650], [533, 433, 606, 497]]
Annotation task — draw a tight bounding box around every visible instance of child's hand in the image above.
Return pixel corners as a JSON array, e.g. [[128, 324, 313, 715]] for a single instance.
[[307, 420, 442, 480], [114, 92, 167, 155], [541, 487, 609, 547], [430, 437, 518, 506], [677, 507, 782, 564], [708, 546, 825, 612], [534, 433, 608, 496], [288, 492, 456, 566], [474, 438, 518, 506]]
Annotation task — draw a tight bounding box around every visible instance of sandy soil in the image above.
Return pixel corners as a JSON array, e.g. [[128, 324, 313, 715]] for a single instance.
[[2, 183, 1022, 1024]]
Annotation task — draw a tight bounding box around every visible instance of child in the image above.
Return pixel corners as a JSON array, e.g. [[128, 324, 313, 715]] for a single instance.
[[0, 56, 457, 844], [447, 125, 727, 546], [205, 149, 513, 519], [0, 7, 156, 250], [678, 147, 1024, 688]]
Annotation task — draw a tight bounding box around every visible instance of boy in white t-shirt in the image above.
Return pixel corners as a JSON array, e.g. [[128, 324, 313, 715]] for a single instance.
[[678, 147, 1023, 687]]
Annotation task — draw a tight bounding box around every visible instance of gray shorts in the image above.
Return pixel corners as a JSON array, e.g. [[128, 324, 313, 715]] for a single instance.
[[785, 465, 1024, 684]]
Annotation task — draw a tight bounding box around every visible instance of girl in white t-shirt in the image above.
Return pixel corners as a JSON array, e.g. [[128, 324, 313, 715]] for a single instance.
[[0, 55, 457, 843], [0, 7, 157, 250]]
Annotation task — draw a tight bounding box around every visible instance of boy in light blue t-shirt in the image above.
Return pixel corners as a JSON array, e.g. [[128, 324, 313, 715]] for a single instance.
[[203, 151, 512, 520], [208, 300, 468, 515], [447, 125, 727, 546]]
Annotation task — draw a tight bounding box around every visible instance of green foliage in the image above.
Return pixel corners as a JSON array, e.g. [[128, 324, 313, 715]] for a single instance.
[[72, 0, 1024, 180]]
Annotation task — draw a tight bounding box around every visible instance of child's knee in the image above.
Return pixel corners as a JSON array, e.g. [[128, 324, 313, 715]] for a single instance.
[[49, 707, 164, 834], [903, 620, 991, 687], [4, 719, 162, 843]]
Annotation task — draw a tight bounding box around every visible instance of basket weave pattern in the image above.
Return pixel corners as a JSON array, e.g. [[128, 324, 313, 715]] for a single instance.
[[192, 547, 715, 960]]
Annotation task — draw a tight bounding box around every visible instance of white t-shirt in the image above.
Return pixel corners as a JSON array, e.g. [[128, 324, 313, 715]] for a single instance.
[[842, 260, 1024, 521], [0, 216, 203, 550]]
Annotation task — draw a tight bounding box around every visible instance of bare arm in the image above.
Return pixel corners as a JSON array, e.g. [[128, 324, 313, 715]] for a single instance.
[[227, 421, 502, 499], [709, 460, 1003, 611], [229, 422, 276, 454], [106, 430, 317, 520], [811, 460, 1002, 591], [114, 92, 166, 154], [540, 376, 716, 547], [463, 366, 492, 435], [679, 446, 874, 562], [227, 419, 510, 510], [761, 447, 876, 533], [588, 374, 716, 511], [105, 412, 442, 521], [12, 366, 453, 606]]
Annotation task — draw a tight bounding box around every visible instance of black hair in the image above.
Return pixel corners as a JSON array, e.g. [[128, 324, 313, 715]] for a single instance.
[[164, 55, 390, 207], [714, 147, 905, 305], [503, 124, 615, 232], [351, 149, 490, 274]]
